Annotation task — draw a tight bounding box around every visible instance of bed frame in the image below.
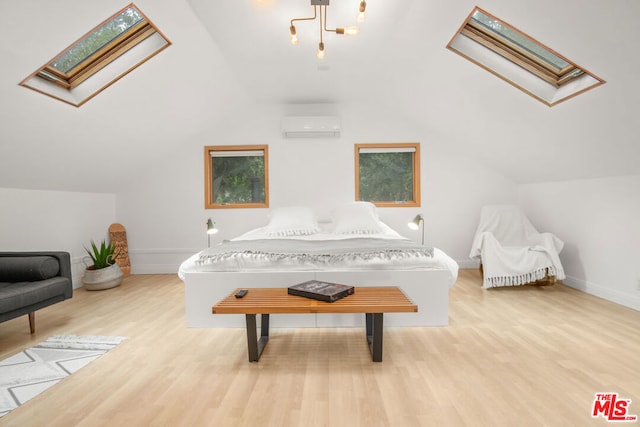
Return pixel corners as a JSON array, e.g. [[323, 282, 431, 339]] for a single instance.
[[182, 269, 453, 328]]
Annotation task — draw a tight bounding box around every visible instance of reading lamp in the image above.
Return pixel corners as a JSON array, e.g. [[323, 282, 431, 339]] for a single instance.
[[408, 213, 424, 245], [206, 218, 219, 247]]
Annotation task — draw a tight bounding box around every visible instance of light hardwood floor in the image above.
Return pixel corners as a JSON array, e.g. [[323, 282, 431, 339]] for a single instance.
[[1, 270, 639, 426]]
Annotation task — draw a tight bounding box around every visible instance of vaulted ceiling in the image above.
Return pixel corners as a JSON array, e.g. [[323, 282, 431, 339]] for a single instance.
[[1, 0, 639, 193]]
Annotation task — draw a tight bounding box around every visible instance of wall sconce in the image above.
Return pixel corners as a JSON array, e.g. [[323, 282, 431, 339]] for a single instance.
[[408, 213, 424, 245], [206, 218, 219, 247]]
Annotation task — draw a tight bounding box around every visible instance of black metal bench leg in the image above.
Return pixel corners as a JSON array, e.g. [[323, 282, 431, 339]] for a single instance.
[[245, 313, 270, 362], [365, 313, 384, 362]]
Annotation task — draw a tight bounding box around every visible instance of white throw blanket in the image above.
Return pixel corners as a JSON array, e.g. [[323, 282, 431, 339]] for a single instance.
[[469, 206, 565, 288], [197, 238, 434, 266]]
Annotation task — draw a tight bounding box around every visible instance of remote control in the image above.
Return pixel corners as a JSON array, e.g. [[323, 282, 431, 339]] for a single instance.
[[235, 289, 248, 298]]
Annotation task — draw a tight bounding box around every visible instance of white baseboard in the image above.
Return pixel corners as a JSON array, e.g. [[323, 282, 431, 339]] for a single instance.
[[128, 248, 200, 275], [71, 256, 87, 289], [130, 264, 183, 275], [70, 252, 184, 287], [456, 259, 480, 269], [563, 275, 640, 312]]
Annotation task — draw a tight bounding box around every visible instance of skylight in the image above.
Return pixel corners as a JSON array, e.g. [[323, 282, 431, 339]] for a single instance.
[[20, 4, 171, 107], [447, 7, 605, 106], [50, 8, 145, 75]]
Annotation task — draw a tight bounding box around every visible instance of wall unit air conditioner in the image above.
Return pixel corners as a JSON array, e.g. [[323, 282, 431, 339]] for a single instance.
[[281, 116, 341, 138]]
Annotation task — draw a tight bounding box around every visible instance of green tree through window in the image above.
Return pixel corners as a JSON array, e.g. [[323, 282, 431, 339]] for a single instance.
[[355, 143, 420, 207], [205, 145, 269, 209], [359, 152, 413, 202], [51, 7, 144, 74], [212, 156, 265, 204]]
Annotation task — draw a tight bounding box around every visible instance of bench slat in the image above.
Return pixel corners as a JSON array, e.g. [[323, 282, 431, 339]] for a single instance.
[[212, 287, 417, 315]]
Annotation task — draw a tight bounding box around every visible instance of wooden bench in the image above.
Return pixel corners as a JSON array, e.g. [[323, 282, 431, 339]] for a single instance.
[[212, 287, 417, 362]]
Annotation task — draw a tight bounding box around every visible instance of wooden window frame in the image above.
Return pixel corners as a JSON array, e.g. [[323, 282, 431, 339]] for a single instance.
[[204, 145, 269, 210], [19, 4, 171, 107], [461, 10, 582, 88], [447, 7, 605, 106], [43, 20, 157, 91], [355, 143, 421, 208]]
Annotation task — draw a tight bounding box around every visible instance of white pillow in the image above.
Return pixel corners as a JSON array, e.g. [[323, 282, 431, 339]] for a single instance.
[[265, 206, 320, 237], [332, 202, 384, 234]]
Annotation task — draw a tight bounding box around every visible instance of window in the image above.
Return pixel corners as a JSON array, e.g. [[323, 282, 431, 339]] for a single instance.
[[447, 7, 604, 106], [204, 145, 269, 209], [20, 4, 171, 107], [355, 143, 420, 207]]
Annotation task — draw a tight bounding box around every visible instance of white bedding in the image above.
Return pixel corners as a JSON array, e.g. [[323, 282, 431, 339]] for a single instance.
[[178, 225, 458, 285]]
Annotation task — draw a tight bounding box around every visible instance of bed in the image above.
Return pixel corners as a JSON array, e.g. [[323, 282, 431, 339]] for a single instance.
[[179, 203, 459, 328]]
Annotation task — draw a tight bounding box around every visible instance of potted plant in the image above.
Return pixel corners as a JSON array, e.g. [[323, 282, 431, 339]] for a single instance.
[[82, 239, 123, 291]]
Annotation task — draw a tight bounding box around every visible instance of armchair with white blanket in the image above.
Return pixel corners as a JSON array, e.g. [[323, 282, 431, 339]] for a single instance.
[[469, 205, 565, 288]]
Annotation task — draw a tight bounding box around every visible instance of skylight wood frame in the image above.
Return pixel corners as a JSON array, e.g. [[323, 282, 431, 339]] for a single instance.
[[447, 7, 605, 106], [38, 20, 156, 90], [20, 4, 171, 107]]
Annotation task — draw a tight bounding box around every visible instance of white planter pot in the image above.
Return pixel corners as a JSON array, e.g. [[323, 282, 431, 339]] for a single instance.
[[83, 264, 123, 291]]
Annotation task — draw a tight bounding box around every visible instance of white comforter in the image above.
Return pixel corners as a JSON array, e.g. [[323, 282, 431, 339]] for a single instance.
[[178, 226, 459, 286]]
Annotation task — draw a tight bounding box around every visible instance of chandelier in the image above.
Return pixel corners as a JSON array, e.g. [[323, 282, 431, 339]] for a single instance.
[[289, 0, 367, 59]]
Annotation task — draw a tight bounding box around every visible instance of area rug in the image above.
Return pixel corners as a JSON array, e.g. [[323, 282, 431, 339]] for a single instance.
[[0, 335, 126, 417]]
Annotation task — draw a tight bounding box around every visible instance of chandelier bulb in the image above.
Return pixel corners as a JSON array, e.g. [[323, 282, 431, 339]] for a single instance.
[[336, 26, 360, 36], [317, 42, 325, 59], [289, 25, 298, 45], [357, 1, 367, 22]]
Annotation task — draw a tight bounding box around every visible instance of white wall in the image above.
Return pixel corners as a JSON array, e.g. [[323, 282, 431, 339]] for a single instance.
[[116, 102, 519, 273], [519, 175, 640, 311], [0, 188, 116, 287]]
